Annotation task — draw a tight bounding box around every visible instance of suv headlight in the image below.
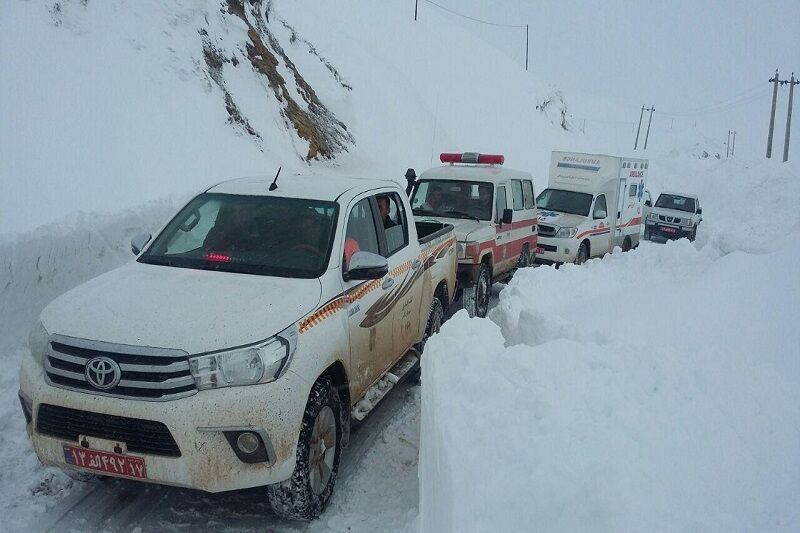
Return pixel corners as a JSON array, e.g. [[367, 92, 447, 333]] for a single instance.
[[189, 324, 298, 390], [648, 213, 658, 221], [555, 227, 577, 238], [28, 320, 49, 365]]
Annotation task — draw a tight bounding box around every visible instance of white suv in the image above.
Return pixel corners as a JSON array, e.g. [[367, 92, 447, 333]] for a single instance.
[[644, 191, 702, 242]]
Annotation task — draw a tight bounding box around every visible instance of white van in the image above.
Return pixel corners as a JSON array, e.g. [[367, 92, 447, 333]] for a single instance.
[[535, 151, 648, 264]]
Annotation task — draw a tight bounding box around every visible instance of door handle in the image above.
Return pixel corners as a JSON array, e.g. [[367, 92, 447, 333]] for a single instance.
[[411, 258, 421, 270], [382, 277, 395, 290]]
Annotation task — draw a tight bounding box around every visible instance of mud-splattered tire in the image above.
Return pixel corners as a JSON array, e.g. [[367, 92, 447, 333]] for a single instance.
[[688, 226, 697, 242], [463, 263, 491, 318], [622, 237, 632, 252], [575, 242, 589, 265], [268, 379, 342, 520], [516, 245, 531, 269], [410, 297, 445, 384]]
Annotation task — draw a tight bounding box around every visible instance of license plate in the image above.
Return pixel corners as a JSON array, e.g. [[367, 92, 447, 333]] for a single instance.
[[535, 247, 544, 254], [660, 226, 677, 233], [63, 444, 147, 479]]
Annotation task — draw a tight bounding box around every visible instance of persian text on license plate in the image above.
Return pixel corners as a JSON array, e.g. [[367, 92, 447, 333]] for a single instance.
[[63, 444, 147, 479], [661, 226, 677, 233], [535, 247, 545, 254]]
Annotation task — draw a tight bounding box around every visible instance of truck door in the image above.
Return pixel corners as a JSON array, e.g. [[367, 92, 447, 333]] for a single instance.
[[494, 184, 511, 274], [590, 194, 611, 256], [614, 178, 628, 248], [342, 196, 394, 393], [376, 192, 424, 359]]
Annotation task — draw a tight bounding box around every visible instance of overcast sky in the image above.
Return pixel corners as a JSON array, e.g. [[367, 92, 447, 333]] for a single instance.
[[420, 0, 800, 157]]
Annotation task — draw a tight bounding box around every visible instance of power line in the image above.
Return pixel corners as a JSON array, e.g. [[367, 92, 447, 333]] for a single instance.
[[420, 0, 527, 28], [660, 86, 771, 117]]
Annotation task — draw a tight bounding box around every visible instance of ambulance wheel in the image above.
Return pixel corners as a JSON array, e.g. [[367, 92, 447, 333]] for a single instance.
[[463, 263, 491, 318], [516, 245, 531, 269], [268, 379, 341, 520], [622, 237, 632, 252], [575, 242, 589, 265]]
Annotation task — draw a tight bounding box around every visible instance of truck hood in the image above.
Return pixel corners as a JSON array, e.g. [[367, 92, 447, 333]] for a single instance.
[[419, 216, 489, 242], [537, 210, 587, 229], [651, 207, 696, 220], [40, 262, 322, 354]]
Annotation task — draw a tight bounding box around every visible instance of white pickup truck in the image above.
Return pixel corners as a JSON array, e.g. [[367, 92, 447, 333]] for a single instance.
[[18, 175, 456, 520], [535, 151, 648, 264]]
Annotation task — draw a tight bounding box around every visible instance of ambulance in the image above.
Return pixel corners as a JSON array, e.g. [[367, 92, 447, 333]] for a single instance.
[[535, 151, 648, 265]]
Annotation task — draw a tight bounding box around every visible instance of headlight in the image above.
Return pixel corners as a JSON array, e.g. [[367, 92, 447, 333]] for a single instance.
[[682, 219, 694, 227], [189, 324, 298, 390], [555, 227, 577, 238], [28, 320, 49, 365], [648, 213, 658, 221]]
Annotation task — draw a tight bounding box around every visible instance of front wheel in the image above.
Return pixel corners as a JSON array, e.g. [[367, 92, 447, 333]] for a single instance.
[[463, 263, 491, 318], [268, 379, 342, 520], [575, 242, 589, 265], [515, 245, 531, 269], [688, 226, 697, 242]]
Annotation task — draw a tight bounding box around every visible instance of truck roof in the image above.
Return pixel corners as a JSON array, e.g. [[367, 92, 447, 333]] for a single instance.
[[419, 164, 532, 183], [206, 174, 399, 201], [659, 191, 699, 200]]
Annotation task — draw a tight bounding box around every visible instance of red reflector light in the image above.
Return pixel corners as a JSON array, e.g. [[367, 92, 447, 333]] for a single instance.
[[205, 252, 231, 262], [439, 152, 504, 165]]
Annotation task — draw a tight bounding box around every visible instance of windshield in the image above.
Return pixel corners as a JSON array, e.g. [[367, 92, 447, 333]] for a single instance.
[[411, 179, 493, 221], [655, 194, 696, 213], [536, 188, 593, 216], [138, 193, 338, 278]]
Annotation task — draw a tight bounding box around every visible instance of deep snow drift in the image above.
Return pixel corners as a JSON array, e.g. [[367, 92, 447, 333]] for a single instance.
[[419, 157, 800, 532]]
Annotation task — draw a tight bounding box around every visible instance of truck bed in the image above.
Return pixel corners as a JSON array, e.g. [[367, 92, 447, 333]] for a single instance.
[[416, 221, 454, 246]]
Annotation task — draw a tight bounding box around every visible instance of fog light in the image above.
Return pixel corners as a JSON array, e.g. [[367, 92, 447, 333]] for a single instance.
[[236, 432, 260, 454], [564, 248, 570, 255]]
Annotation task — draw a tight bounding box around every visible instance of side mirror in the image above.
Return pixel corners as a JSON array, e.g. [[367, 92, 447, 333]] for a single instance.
[[696, 207, 702, 215], [644, 200, 652, 207], [131, 233, 152, 255], [502, 208, 513, 225], [594, 209, 607, 220], [344, 251, 388, 281]]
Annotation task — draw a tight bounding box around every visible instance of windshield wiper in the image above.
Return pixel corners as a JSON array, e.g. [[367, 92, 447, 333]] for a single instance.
[[413, 208, 440, 217], [138, 256, 179, 267], [441, 210, 480, 222]]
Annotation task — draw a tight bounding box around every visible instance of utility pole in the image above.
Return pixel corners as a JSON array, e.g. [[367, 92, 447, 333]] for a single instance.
[[643, 106, 655, 150], [414, 0, 418, 21], [634, 105, 645, 150], [784, 73, 798, 162], [767, 69, 780, 158], [525, 24, 529, 71], [726, 131, 731, 158], [732, 130, 736, 157]]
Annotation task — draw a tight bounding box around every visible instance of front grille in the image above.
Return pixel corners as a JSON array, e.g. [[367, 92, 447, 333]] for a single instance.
[[37, 404, 181, 457], [538, 224, 556, 237], [539, 243, 557, 252], [45, 335, 196, 401]]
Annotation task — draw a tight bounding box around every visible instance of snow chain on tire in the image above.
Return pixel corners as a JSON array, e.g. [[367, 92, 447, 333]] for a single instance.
[[268, 379, 342, 520]]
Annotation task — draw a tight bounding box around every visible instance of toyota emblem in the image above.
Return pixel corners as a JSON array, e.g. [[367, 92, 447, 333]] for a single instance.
[[85, 357, 122, 390]]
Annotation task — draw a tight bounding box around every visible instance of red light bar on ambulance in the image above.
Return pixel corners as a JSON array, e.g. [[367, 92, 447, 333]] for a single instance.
[[440, 152, 505, 165]]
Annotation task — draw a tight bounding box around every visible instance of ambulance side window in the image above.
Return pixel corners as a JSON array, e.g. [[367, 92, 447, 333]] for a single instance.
[[495, 185, 507, 224], [511, 180, 524, 210], [522, 180, 535, 209]]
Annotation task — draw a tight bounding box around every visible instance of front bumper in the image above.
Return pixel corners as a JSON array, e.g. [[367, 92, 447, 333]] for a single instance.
[[19, 355, 308, 492], [533, 237, 576, 264], [645, 221, 692, 241]]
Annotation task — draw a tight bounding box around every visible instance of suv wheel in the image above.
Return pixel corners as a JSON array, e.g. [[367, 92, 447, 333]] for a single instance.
[[575, 242, 589, 265], [268, 379, 342, 520], [463, 263, 491, 318]]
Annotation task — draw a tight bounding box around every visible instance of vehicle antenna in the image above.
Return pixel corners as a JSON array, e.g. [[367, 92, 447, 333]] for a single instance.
[[268, 166, 282, 191]]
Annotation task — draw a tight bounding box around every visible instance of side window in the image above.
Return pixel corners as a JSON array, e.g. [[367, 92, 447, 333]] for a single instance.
[[377, 193, 409, 257], [593, 195, 608, 218], [495, 185, 507, 223], [511, 180, 524, 210], [628, 184, 637, 198], [522, 180, 535, 209], [344, 198, 380, 268]]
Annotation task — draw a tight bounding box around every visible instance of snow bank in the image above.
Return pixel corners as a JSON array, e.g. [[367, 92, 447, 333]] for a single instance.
[[420, 158, 800, 532]]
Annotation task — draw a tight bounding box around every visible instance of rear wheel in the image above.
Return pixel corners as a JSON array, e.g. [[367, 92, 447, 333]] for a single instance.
[[575, 242, 589, 265], [410, 297, 445, 384], [622, 237, 632, 252], [515, 245, 531, 269], [268, 379, 342, 520], [463, 263, 491, 318]]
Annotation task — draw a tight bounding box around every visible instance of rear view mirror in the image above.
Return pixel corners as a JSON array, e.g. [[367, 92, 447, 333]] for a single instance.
[[696, 207, 702, 215], [644, 200, 652, 207], [594, 209, 607, 220], [344, 251, 388, 281], [502, 208, 513, 225], [131, 233, 152, 255]]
